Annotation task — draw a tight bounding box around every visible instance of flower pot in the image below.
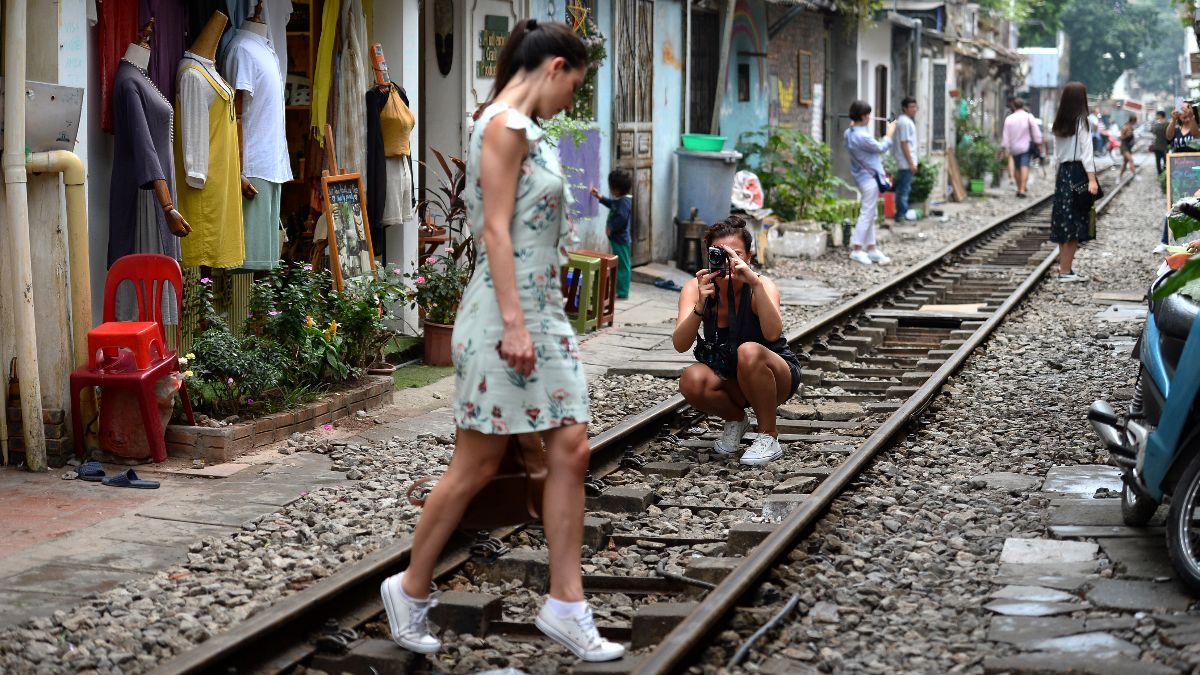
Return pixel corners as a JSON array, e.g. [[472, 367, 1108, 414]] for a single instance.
[[969, 179, 985, 194], [423, 321, 454, 366]]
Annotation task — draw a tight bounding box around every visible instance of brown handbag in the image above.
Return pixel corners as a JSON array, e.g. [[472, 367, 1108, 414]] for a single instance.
[[406, 432, 547, 530]]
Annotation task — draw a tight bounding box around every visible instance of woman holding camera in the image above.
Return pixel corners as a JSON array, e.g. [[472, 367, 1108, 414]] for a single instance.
[[672, 216, 803, 466], [844, 100, 897, 266]]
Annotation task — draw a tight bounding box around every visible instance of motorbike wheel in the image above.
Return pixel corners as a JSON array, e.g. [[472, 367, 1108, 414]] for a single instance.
[[1166, 451, 1200, 595], [1121, 473, 1158, 526]]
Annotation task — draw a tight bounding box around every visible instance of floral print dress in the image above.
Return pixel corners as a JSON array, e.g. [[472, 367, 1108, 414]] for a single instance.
[[451, 103, 589, 435]]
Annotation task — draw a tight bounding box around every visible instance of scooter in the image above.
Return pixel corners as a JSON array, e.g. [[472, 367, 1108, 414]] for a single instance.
[[1089, 268, 1200, 592]]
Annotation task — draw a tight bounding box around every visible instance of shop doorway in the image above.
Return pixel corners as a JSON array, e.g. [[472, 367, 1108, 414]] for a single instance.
[[614, 0, 654, 266], [689, 9, 720, 134]]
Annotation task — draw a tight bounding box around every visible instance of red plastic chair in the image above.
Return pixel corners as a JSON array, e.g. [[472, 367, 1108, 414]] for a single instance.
[[69, 254, 196, 463]]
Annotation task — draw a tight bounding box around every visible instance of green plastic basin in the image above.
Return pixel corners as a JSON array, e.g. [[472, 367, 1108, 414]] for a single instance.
[[681, 134, 727, 152]]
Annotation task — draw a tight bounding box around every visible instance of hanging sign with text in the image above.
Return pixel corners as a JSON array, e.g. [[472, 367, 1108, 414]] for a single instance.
[[477, 15, 509, 78]]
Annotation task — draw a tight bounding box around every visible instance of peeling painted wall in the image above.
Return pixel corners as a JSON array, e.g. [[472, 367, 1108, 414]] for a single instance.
[[718, 0, 768, 151], [652, 0, 683, 262]]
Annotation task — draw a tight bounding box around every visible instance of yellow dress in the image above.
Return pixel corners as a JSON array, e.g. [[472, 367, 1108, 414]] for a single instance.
[[175, 60, 244, 269]]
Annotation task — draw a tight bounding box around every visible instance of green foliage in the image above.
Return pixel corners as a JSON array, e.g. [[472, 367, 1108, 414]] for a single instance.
[[1134, 0, 1187, 93], [1018, 0, 1072, 47], [834, 0, 886, 26], [1154, 255, 1200, 300], [543, 112, 595, 147], [408, 148, 474, 325], [570, 13, 607, 120], [736, 127, 847, 222], [183, 324, 284, 419], [405, 253, 473, 325], [909, 160, 940, 204], [957, 137, 999, 181], [1063, 0, 1161, 96]]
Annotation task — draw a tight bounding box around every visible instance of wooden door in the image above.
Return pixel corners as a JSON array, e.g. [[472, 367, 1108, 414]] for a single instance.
[[614, 0, 654, 266], [874, 64, 888, 137]]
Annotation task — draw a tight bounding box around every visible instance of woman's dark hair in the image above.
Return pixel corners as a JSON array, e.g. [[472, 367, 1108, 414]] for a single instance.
[[704, 215, 753, 252], [849, 100, 872, 122], [1052, 81, 1090, 138], [489, 19, 588, 102], [608, 169, 632, 196], [1127, 115, 1138, 124]]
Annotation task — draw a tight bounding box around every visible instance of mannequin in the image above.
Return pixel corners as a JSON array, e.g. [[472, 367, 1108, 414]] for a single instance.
[[174, 11, 245, 269], [222, 0, 292, 270], [109, 19, 191, 263], [365, 44, 416, 256]]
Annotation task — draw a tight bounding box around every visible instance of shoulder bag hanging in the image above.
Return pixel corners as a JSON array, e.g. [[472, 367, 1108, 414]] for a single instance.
[[1027, 114, 1043, 161], [1068, 132, 1103, 212], [847, 133, 894, 192]]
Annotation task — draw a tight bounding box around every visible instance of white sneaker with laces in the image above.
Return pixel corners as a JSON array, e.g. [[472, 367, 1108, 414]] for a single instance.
[[380, 573, 441, 654], [867, 249, 891, 265], [535, 603, 626, 662], [714, 418, 750, 455], [1057, 271, 1089, 283], [849, 250, 873, 265], [740, 434, 783, 465]]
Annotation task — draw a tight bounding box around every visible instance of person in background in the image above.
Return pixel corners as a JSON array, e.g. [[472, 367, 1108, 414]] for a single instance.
[[1050, 81, 1097, 283], [1153, 110, 1170, 175], [893, 96, 919, 223], [1088, 107, 1104, 155], [844, 100, 896, 266], [1167, 104, 1200, 154], [590, 170, 632, 299], [672, 216, 802, 466], [380, 18, 625, 663], [1001, 98, 1043, 199], [1119, 115, 1138, 180]]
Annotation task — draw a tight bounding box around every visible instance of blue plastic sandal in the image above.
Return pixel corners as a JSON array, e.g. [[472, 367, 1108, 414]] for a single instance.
[[75, 461, 105, 482], [101, 468, 160, 489]]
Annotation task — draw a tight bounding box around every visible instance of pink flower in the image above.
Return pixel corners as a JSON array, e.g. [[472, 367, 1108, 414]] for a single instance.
[[393, 267, 403, 275], [226, 377, 234, 385], [303, 264, 313, 271], [268, 310, 280, 317], [246, 398, 254, 405], [199, 277, 212, 284], [426, 256, 437, 265], [446, 246, 455, 254], [322, 424, 333, 431], [415, 276, 426, 284]]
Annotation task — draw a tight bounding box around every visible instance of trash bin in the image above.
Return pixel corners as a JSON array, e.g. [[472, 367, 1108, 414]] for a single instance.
[[676, 149, 743, 229]]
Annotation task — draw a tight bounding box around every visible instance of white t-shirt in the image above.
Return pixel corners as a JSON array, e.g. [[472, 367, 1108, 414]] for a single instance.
[[894, 114, 918, 170], [222, 29, 293, 184]]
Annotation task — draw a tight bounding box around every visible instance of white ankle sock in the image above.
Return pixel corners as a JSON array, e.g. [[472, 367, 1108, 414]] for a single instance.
[[397, 574, 429, 605], [547, 596, 588, 619]]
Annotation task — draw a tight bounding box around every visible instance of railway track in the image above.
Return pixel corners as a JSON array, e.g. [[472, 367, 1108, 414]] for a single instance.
[[152, 170, 1129, 675]]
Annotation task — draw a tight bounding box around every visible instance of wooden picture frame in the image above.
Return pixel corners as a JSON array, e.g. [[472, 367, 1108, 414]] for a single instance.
[[1166, 152, 1200, 210], [798, 50, 813, 105], [321, 172, 377, 291]]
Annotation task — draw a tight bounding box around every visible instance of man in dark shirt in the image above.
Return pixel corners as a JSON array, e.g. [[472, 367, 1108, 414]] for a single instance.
[[590, 170, 633, 298], [1153, 110, 1170, 175]]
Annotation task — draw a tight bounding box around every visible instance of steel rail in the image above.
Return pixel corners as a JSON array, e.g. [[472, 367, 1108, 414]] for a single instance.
[[633, 174, 1132, 675], [151, 181, 1110, 675]]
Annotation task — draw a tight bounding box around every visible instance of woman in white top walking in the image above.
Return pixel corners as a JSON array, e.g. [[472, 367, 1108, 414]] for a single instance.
[[1050, 81, 1098, 282]]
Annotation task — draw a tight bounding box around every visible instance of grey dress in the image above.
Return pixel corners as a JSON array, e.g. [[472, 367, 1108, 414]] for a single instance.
[[108, 60, 181, 268]]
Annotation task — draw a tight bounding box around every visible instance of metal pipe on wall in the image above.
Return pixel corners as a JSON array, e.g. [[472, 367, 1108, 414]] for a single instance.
[[3, 0, 48, 471]]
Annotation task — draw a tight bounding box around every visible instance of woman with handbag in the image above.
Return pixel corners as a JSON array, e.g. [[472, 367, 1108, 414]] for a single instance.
[[1050, 81, 1099, 283], [671, 216, 803, 466], [379, 19, 625, 663], [844, 100, 897, 266]]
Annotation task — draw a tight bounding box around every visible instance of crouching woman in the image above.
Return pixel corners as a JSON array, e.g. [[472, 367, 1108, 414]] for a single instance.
[[671, 216, 803, 466]]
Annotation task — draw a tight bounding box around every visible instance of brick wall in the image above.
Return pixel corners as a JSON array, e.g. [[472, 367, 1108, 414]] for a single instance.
[[767, 8, 827, 136]]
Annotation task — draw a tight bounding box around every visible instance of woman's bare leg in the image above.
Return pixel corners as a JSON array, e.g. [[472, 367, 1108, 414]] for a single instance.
[[539, 423, 590, 602], [680, 363, 746, 421], [733, 343, 795, 437], [1059, 240, 1079, 274], [402, 429, 508, 598]]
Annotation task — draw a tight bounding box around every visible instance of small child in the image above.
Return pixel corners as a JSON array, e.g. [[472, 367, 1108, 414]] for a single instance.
[[590, 170, 633, 299]]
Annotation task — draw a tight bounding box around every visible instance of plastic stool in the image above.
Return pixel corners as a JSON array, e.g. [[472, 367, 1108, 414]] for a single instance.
[[573, 249, 618, 329], [561, 253, 601, 334], [87, 321, 166, 369]]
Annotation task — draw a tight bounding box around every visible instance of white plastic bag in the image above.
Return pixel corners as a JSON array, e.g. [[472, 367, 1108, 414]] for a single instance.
[[732, 170, 764, 211]]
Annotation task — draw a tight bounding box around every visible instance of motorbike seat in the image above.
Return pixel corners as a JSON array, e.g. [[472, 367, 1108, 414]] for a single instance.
[[1156, 292, 1200, 341]]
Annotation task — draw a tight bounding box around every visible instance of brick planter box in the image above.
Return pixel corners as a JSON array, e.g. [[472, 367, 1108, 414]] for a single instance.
[[165, 376, 394, 464]]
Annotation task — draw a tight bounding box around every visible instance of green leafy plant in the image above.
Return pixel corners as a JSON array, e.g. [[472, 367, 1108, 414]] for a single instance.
[[957, 137, 998, 181], [909, 160, 940, 204], [570, 13, 607, 120], [409, 148, 474, 325], [405, 253, 473, 325], [737, 127, 847, 222]]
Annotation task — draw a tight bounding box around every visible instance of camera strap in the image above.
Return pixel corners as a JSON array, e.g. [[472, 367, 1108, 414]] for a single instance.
[[701, 277, 741, 348]]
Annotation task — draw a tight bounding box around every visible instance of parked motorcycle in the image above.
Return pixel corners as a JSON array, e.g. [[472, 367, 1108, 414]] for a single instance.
[[1089, 245, 1200, 591]]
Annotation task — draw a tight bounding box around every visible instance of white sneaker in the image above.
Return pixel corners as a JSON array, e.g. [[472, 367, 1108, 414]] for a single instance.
[[849, 250, 873, 265], [380, 573, 441, 654], [867, 249, 891, 265], [1056, 271, 1089, 283], [714, 418, 751, 455], [740, 434, 783, 465], [535, 603, 626, 662]]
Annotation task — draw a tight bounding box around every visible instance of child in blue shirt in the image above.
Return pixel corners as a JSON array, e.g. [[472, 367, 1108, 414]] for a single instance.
[[590, 170, 633, 298]]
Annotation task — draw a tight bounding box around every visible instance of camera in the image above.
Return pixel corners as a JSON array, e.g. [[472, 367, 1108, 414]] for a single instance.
[[707, 246, 728, 276]]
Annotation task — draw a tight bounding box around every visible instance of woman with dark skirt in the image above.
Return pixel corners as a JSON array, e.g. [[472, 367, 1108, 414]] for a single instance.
[[1049, 81, 1098, 283]]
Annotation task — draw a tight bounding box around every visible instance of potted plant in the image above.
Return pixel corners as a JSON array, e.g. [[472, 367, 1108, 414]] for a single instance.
[[408, 148, 474, 366], [957, 138, 995, 195], [908, 159, 940, 215]]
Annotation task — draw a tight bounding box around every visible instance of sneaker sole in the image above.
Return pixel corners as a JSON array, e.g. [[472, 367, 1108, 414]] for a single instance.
[[535, 615, 626, 662], [380, 578, 441, 654], [740, 448, 783, 465]]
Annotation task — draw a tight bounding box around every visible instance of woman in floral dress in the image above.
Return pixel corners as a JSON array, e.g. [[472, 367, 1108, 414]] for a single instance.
[[379, 19, 625, 663]]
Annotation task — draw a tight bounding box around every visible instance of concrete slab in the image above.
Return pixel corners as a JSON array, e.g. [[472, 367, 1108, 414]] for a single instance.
[[161, 462, 252, 478], [989, 575, 1092, 593], [774, 278, 840, 307], [1093, 291, 1146, 303], [107, 517, 236, 547], [0, 589, 76, 625], [1097, 537, 1175, 579], [982, 654, 1176, 675], [1027, 631, 1141, 657], [983, 599, 1089, 617], [1086, 579, 1194, 611], [997, 562, 1101, 577], [29, 540, 188, 572], [134, 499, 277, 528], [1048, 500, 1130, 527], [1050, 525, 1165, 539], [973, 472, 1042, 491], [986, 616, 1086, 645], [1094, 303, 1148, 322], [0, 562, 141, 596], [999, 538, 1099, 564], [1042, 465, 1123, 497], [990, 585, 1078, 603]]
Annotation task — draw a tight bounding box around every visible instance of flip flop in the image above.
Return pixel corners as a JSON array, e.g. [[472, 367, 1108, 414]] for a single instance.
[[75, 461, 105, 482], [654, 278, 683, 292], [101, 468, 160, 489]]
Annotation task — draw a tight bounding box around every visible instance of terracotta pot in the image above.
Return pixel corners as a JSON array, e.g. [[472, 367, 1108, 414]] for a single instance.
[[423, 321, 454, 366]]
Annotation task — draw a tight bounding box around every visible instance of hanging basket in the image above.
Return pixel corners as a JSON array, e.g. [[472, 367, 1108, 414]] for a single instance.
[[423, 321, 454, 367]]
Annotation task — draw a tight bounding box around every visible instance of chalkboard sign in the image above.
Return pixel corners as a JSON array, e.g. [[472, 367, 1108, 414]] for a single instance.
[[321, 173, 377, 291], [1166, 152, 1200, 208]]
